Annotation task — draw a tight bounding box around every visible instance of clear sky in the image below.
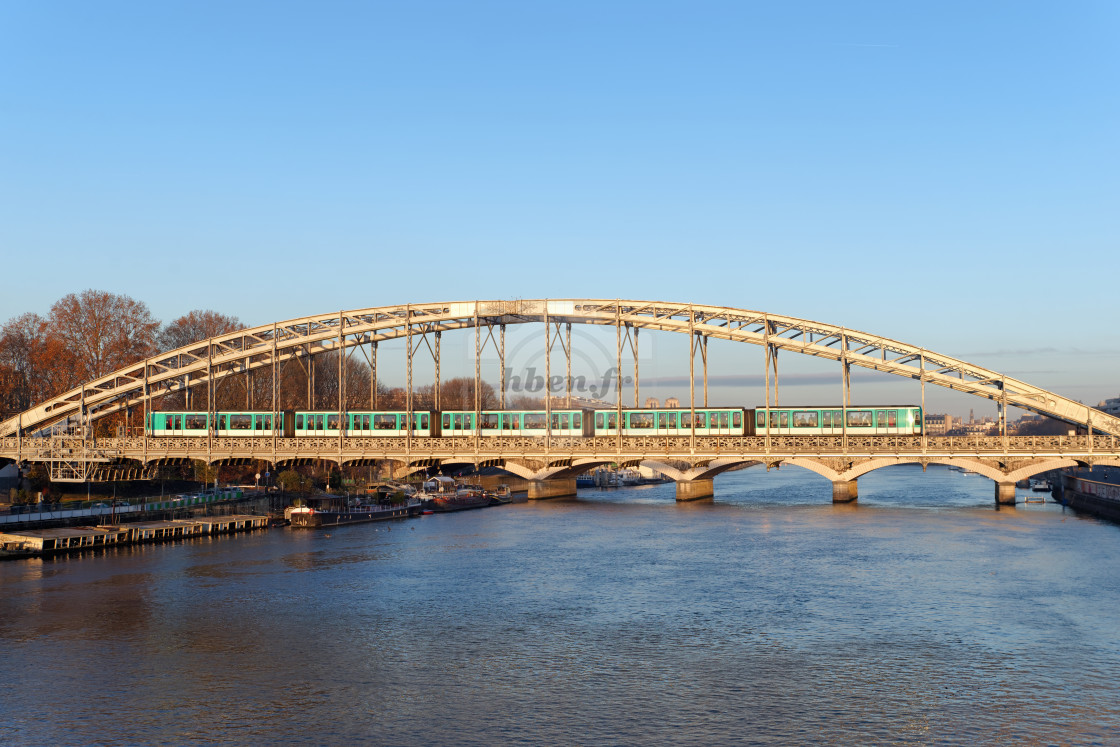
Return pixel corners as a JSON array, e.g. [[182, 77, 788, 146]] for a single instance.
[[1, 1, 1117, 413]]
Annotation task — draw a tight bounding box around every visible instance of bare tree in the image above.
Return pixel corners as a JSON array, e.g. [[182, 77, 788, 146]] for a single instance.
[[159, 310, 243, 352], [49, 290, 160, 381]]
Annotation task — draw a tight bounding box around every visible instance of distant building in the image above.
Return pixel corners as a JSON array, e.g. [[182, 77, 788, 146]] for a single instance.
[[645, 397, 660, 409], [664, 397, 680, 408], [1097, 396, 1120, 417], [924, 414, 955, 436]]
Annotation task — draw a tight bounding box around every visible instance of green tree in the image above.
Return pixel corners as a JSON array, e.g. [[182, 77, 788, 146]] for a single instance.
[[193, 461, 219, 487], [277, 469, 312, 497]]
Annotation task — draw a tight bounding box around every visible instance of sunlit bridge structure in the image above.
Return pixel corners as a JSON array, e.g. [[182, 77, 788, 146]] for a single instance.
[[3, 299, 1119, 505]]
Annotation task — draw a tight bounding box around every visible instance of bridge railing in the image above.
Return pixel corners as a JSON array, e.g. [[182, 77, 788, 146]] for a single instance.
[[4, 434, 1120, 463]]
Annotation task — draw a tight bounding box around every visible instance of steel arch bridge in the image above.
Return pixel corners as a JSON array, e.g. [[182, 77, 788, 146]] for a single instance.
[[2, 299, 1118, 503]]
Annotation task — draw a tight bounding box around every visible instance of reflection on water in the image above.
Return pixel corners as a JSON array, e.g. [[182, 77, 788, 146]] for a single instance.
[[2, 465, 1119, 746]]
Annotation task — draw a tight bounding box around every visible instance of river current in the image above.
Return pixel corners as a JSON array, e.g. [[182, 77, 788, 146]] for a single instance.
[[2, 464, 1119, 746]]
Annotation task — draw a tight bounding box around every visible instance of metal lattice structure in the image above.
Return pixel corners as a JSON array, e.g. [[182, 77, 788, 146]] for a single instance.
[[2, 299, 1117, 440]]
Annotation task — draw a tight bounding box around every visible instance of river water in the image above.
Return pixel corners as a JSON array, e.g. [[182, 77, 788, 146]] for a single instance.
[[2, 464, 1119, 746]]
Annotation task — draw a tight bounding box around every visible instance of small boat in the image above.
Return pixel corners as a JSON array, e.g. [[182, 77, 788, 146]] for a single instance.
[[1031, 480, 1051, 492], [488, 485, 513, 505]]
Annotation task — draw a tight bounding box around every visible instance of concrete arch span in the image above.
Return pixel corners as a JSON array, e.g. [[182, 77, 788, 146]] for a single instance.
[[3, 299, 1117, 438]]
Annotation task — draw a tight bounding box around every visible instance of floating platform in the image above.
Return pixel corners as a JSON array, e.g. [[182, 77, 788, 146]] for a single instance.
[[0, 515, 270, 558]]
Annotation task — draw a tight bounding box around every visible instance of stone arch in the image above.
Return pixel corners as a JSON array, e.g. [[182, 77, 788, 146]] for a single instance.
[[1004, 458, 1083, 484]]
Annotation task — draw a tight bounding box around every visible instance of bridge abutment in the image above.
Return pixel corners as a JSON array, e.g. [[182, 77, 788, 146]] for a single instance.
[[994, 482, 1017, 506], [528, 478, 577, 500], [832, 479, 858, 503], [676, 479, 714, 501]]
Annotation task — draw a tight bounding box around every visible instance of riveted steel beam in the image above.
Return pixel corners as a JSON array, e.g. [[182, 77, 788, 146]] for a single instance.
[[1, 299, 1116, 437]]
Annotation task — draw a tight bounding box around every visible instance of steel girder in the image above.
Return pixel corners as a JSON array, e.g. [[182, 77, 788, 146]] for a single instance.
[[2, 299, 1117, 437]]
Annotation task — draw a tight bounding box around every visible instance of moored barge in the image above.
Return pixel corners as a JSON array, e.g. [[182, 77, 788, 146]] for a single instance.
[[287, 496, 421, 528], [1055, 467, 1120, 523]]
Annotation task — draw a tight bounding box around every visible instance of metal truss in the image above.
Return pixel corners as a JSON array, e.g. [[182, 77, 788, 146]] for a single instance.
[[2, 299, 1117, 439]]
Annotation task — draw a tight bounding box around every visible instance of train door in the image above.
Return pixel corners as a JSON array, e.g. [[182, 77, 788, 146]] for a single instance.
[[876, 409, 899, 434], [712, 410, 731, 435]]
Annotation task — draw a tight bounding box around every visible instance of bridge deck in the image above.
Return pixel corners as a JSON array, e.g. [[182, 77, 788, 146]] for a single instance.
[[4, 434, 1119, 464]]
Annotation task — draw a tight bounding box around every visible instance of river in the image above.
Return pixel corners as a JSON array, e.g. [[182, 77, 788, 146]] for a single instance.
[[2, 464, 1119, 745]]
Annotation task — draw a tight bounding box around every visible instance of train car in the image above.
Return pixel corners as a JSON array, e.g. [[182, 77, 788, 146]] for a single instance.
[[296, 410, 435, 437], [594, 408, 747, 436], [440, 409, 594, 437], [749, 406, 922, 436], [215, 411, 294, 437], [147, 411, 295, 436], [345, 410, 437, 437], [147, 412, 211, 436]]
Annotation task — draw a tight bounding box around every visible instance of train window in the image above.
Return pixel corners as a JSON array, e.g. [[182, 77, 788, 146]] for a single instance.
[[733, 411, 741, 428], [720, 412, 729, 427], [631, 413, 654, 428], [561, 414, 569, 429], [231, 414, 252, 430], [573, 413, 581, 428], [607, 413, 617, 429], [822, 411, 832, 428], [658, 413, 668, 427], [876, 411, 886, 428], [442, 414, 451, 429], [453, 413, 463, 429], [420, 414, 429, 429], [167, 415, 176, 429], [792, 411, 818, 428], [327, 415, 339, 430], [887, 411, 897, 427], [681, 412, 691, 427], [596, 413, 604, 428], [376, 414, 397, 430], [504, 414, 517, 429], [552, 414, 560, 429], [698, 413, 708, 427], [847, 410, 873, 427], [769, 411, 779, 428], [187, 415, 207, 430], [757, 411, 765, 428], [779, 412, 788, 427], [482, 414, 499, 429], [525, 413, 546, 429], [263, 415, 272, 430], [833, 411, 842, 426], [296, 414, 304, 429]]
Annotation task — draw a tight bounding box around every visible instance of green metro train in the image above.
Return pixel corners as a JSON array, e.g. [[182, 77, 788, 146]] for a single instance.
[[146, 405, 923, 437]]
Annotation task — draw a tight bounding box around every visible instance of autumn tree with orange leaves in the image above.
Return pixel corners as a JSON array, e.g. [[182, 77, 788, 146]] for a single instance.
[[48, 289, 160, 382]]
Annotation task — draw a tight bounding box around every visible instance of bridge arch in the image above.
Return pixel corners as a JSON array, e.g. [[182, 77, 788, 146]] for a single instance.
[[1, 299, 1115, 438]]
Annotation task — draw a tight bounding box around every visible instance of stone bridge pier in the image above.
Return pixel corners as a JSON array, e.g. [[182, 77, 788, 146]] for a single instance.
[[676, 478, 714, 501], [831, 479, 858, 503], [528, 478, 578, 500]]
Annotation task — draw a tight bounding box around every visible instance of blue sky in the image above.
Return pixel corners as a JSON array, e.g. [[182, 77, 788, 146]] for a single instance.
[[1, 1, 1117, 413]]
